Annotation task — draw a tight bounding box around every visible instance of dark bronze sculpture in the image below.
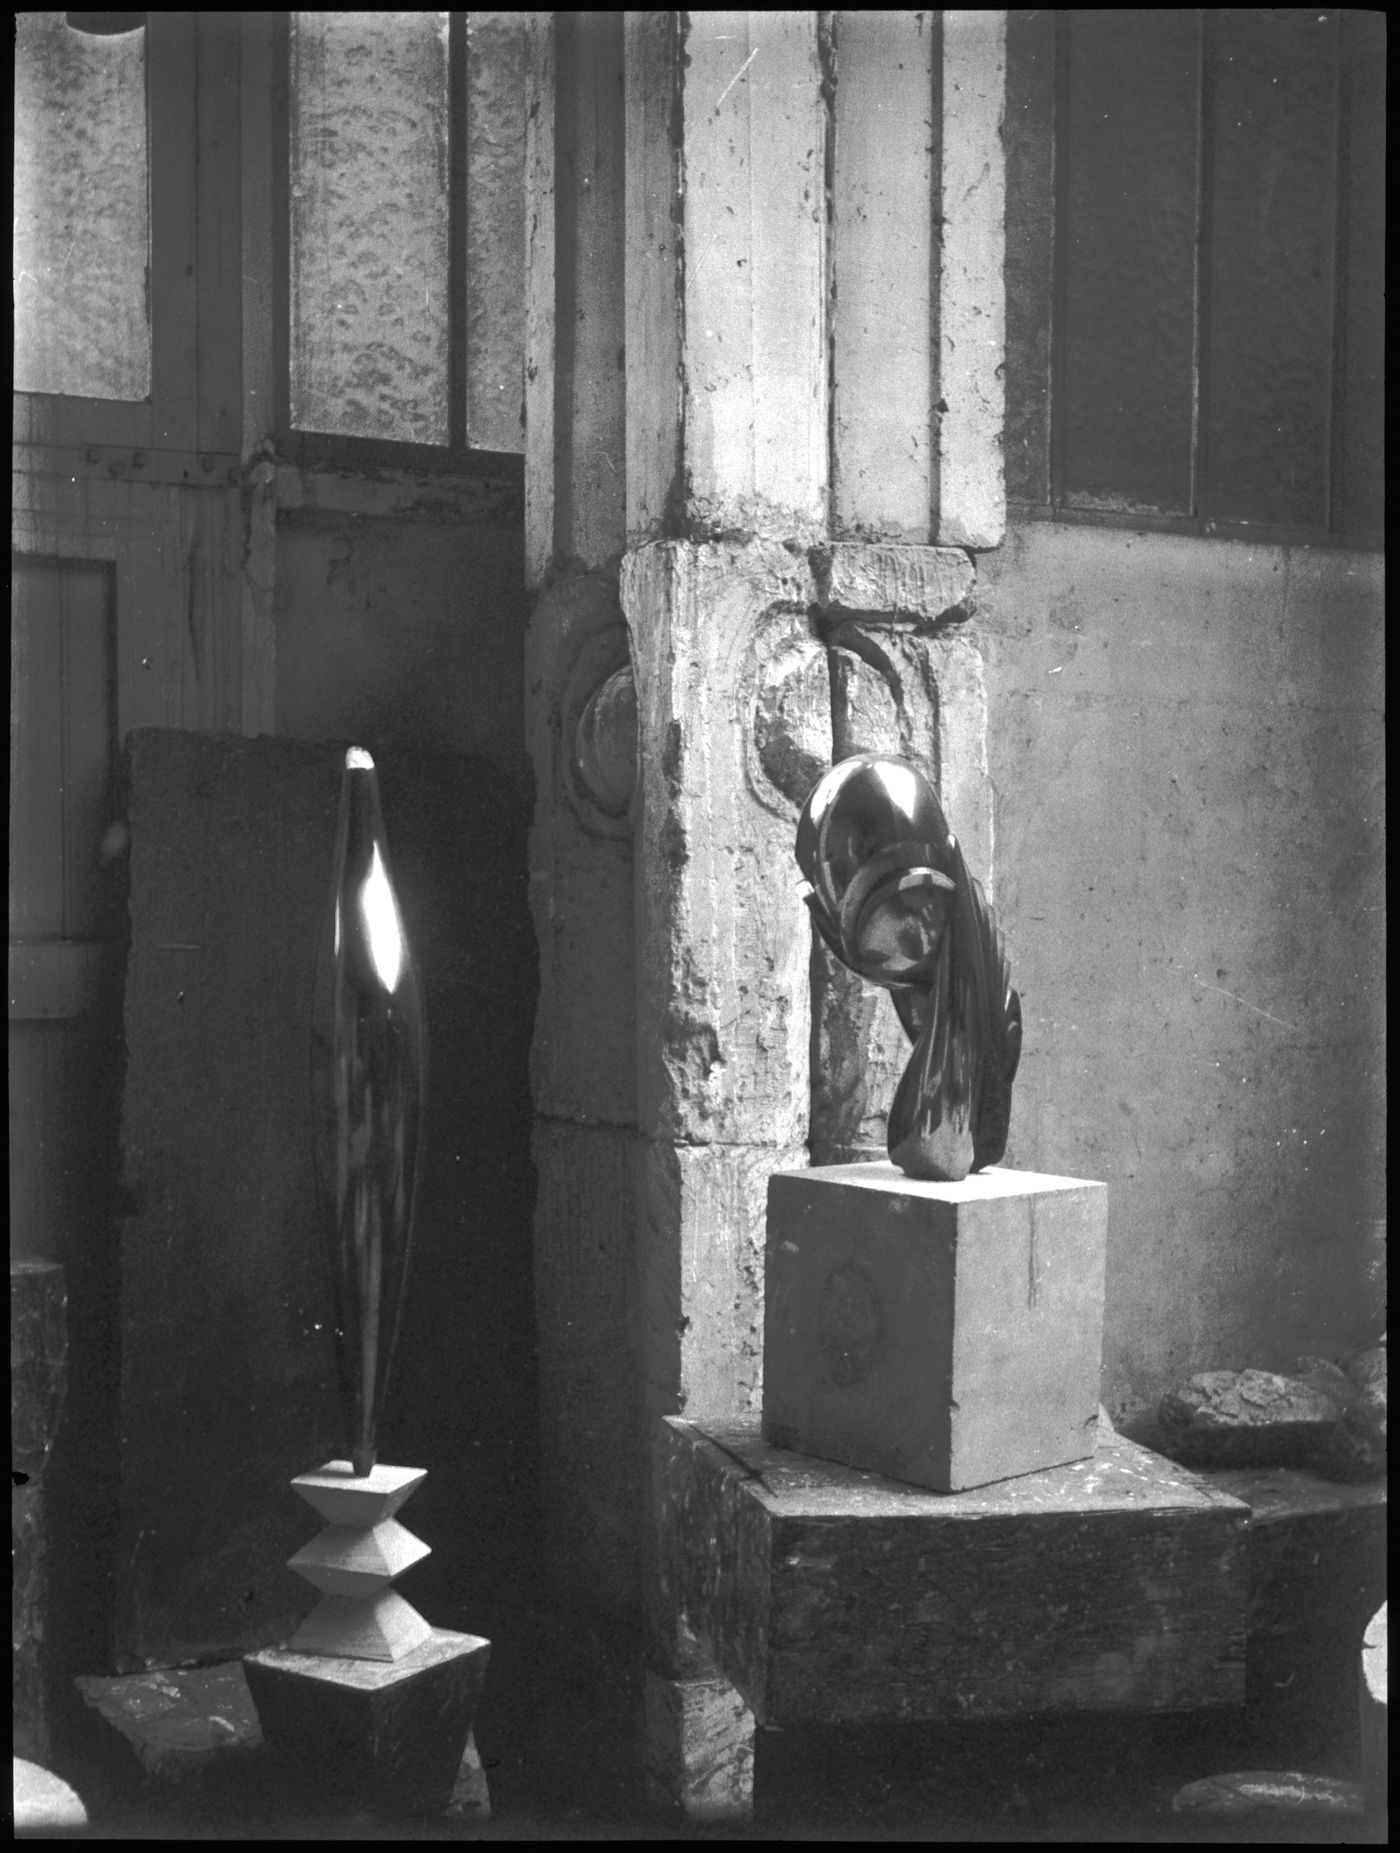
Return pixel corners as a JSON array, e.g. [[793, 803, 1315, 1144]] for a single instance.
[[796, 754, 1021, 1182], [310, 748, 426, 1476]]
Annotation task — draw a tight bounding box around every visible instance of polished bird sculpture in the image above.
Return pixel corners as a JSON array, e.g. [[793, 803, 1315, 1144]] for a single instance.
[[796, 753, 1022, 1182]]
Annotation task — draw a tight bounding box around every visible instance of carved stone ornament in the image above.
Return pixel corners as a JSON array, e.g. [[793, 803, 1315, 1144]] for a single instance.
[[796, 753, 1021, 1182]]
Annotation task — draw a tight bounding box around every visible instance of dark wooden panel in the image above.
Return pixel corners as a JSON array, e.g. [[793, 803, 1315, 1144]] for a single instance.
[[1059, 10, 1201, 515], [1003, 9, 1057, 506], [9, 557, 115, 945], [195, 10, 244, 457], [1204, 10, 1339, 529], [118, 730, 346, 1666], [1332, 10, 1385, 538], [10, 559, 68, 943]]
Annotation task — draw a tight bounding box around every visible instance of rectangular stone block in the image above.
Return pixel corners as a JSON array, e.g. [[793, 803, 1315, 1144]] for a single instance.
[[243, 1628, 489, 1812], [658, 1415, 1248, 1727], [763, 1162, 1107, 1492]]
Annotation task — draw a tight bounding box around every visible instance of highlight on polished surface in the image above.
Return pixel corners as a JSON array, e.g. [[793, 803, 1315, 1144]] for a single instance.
[[310, 748, 426, 1477], [796, 753, 1021, 1182]]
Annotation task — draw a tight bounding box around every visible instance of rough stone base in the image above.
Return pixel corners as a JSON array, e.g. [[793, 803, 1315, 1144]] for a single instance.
[[243, 1629, 490, 1814]]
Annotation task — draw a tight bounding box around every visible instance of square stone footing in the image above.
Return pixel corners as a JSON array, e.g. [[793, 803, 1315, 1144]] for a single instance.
[[243, 1628, 489, 1813], [763, 1162, 1107, 1491]]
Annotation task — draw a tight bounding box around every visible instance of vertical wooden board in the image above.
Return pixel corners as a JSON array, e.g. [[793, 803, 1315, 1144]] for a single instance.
[[681, 13, 827, 538], [147, 12, 200, 450], [937, 8, 1006, 549], [1002, 7, 1056, 506], [831, 10, 936, 540], [10, 559, 69, 941], [195, 10, 243, 457], [1059, 9, 1200, 515], [1331, 10, 1385, 539], [623, 10, 682, 546], [465, 11, 528, 455], [1205, 9, 1339, 530], [57, 564, 116, 941], [118, 730, 345, 1665], [523, 12, 556, 590], [552, 11, 626, 569]]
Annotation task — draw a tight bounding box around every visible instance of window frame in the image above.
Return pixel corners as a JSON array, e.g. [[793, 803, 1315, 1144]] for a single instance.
[[12, 12, 219, 460], [270, 10, 523, 484], [1003, 6, 1383, 553]]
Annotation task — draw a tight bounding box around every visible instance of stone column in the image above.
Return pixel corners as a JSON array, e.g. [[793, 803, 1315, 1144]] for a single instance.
[[523, 11, 1007, 1809]]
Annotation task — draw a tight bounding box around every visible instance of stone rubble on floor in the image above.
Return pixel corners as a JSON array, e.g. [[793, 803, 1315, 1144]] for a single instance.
[[1158, 1338, 1386, 1476]]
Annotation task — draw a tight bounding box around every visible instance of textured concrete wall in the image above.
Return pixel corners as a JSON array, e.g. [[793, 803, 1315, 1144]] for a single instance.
[[976, 524, 1385, 1428]]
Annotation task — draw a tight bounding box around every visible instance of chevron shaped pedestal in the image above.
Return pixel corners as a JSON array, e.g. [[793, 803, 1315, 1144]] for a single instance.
[[242, 1462, 490, 1813]]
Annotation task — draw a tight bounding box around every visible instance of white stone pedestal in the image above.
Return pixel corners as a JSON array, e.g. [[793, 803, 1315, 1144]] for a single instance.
[[762, 1162, 1108, 1492]]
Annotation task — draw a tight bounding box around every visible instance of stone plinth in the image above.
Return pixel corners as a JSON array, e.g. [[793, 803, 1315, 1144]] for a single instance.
[[658, 1415, 1247, 1729], [243, 1629, 489, 1813], [763, 1162, 1107, 1492]]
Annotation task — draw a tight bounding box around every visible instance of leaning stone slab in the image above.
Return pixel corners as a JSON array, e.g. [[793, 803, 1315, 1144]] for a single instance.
[[1171, 1770, 1365, 1820], [75, 1662, 263, 1788], [1158, 1369, 1350, 1471]]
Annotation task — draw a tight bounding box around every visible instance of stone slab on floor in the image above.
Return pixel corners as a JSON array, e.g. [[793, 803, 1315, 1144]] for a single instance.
[[659, 1413, 1249, 1728], [73, 1656, 491, 1821], [75, 1662, 264, 1790]]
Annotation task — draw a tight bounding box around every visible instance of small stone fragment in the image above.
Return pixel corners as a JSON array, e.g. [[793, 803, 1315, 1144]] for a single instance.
[[1329, 1376, 1387, 1479], [1157, 1369, 1350, 1470], [444, 1729, 491, 1821], [1341, 1342, 1387, 1390], [1290, 1354, 1358, 1409], [1171, 1771, 1365, 1820]]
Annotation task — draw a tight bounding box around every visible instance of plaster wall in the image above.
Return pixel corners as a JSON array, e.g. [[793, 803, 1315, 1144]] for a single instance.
[[976, 522, 1384, 1430]]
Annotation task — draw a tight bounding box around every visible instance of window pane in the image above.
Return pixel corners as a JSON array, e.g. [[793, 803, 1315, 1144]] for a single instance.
[[13, 12, 151, 402], [1059, 10, 1201, 515], [290, 12, 451, 446], [1205, 9, 1338, 530]]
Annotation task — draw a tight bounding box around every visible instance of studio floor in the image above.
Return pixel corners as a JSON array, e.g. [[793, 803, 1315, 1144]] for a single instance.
[[25, 1594, 1387, 1845]]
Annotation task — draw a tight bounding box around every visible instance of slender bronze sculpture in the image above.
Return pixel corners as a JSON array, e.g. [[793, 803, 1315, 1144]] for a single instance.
[[246, 748, 489, 1813], [310, 747, 426, 1476], [796, 753, 1021, 1182]]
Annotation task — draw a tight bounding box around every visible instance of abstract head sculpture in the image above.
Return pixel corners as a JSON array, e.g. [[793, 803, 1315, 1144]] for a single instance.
[[796, 753, 1021, 1182]]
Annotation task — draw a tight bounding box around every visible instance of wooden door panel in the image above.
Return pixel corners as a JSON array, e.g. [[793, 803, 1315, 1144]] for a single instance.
[[10, 556, 116, 943], [9, 556, 121, 1270]]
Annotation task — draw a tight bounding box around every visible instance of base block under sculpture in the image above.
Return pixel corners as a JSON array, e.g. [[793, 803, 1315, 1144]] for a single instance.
[[243, 1630, 490, 1812], [763, 1162, 1108, 1492]]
